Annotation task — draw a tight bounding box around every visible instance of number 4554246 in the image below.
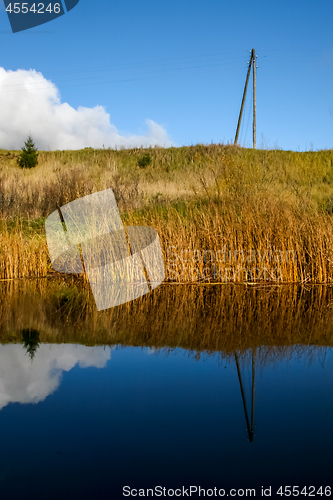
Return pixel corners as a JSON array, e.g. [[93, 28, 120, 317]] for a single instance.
[[6, 3, 61, 14], [277, 486, 331, 496]]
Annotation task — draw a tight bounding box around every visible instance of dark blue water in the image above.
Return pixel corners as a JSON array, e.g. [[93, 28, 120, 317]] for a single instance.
[[0, 344, 332, 499]]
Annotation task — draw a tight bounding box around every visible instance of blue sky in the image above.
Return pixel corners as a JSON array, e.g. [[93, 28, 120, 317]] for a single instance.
[[0, 0, 332, 151]]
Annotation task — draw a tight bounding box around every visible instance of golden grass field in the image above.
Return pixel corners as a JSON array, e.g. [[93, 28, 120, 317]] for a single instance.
[[1, 143, 333, 283]]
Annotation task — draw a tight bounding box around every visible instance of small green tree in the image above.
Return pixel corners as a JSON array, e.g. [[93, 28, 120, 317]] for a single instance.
[[137, 152, 152, 168], [18, 134, 39, 169]]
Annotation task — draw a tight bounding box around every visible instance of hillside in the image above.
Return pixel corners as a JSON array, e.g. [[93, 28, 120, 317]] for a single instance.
[[1, 143, 333, 283]]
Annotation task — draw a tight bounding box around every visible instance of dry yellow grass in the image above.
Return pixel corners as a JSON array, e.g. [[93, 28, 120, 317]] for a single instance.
[[1, 144, 333, 283], [0, 219, 49, 280]]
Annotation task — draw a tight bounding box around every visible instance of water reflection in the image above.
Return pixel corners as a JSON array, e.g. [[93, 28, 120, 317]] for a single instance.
[[0, 341, 331, 498], [21, 329, 40, 360], [1, 280, 333, 352], [235, 349, 256, 442], [0, 343, 111, 410], [0, 338, 327, 446], [0, 280, 332, 496]]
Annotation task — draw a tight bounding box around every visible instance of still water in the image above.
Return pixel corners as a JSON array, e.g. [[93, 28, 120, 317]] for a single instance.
[[0, 282, 333, 499]]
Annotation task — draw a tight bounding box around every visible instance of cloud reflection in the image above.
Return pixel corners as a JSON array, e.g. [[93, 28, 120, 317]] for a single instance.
[[0, 344, 111, 410]]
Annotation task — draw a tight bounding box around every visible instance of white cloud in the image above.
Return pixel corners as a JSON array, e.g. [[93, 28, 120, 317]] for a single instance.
[[0, 67, 172, 150], [0, 343, 111, 410]]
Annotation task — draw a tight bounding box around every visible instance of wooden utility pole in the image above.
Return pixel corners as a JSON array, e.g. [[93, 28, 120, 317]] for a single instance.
[[234, 51, 253, 146], [234, 49, 257, 149], [252, 48, 257, 149]]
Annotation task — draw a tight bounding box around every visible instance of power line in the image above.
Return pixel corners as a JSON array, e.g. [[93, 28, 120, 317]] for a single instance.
[[0, 54, 246, 86], [0, 59, 245, 93]]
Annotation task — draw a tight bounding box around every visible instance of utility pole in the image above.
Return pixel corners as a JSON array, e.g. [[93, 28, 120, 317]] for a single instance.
[[252, 48, 257, 149], [234, 51, 253, 146], [234, 49, 257, 149]]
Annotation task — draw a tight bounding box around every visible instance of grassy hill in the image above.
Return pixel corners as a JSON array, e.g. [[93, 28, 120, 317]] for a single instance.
[[1, 143, 333, 283]]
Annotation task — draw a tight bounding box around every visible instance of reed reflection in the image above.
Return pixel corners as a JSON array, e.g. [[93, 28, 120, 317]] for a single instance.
[[1, 280, 333, 352]]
